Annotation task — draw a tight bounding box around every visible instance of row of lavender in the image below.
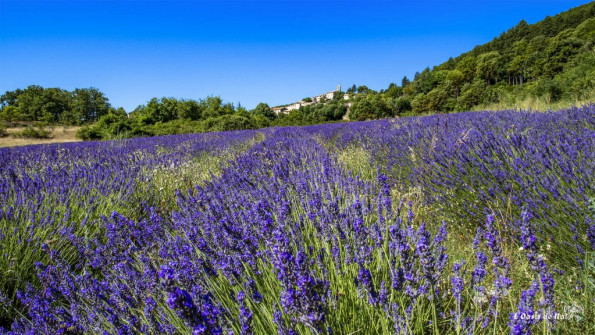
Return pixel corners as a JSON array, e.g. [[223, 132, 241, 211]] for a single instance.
[[1, 106, 594, 334], [306, 105, 595, 269], [0, 130, 262, 329]]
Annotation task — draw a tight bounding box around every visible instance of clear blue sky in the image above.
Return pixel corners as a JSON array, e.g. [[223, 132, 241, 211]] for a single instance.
[[0, 0, 591, 111]]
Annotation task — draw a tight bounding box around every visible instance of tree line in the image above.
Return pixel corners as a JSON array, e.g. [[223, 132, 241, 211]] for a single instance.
[[78, 97, 279, 140], [0, 84, 350, 140], [0, 86, 110, 124]]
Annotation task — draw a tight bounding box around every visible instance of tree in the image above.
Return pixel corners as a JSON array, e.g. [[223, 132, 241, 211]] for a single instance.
[[446, 69, 465, 98], [0, 89, 23, 107], [357, 85, 371, 94], [140, 98, 166, 124], [413, 67, 435, 94], [542, 31, 583, 77], [349, 98, 374, 121], [204, 114, 257, 132], [71, 88, 110, 123], [320, 100, 346, 120], [393, 97, 412, 115], [425, 86, 450, 112], [475, 51, 501, 85], [14, 85, 44, 121], [401, 76, 410, 87], [0, 106, 20, 122], [178, 99, 203, 120], [411, 93, 430, 113], [573, 17, 595, 39], [202, 96, 226, 118], [456, 56, 477, 83], [36, 88, 70, 123], [77, 107, 130, 140], [385, 83, 403, 98], [458, 79, 486, 110], [252, 102, 276, 121]]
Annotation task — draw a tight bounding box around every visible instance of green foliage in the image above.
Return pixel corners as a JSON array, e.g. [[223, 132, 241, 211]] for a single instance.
[[251, 102, 276, 121], [276, 100, 347, 125], [349, 95, 394, 120], [76, 107, 131, 140], [69, 87, 110, 124], [76, 125, 103, 140], [76, 95, 279, 140], [203, 114, 258, 132], [385, 83, 403, 98], [573, 17, 595, 39], [356, 85, 372, 94], [458, 79, 487, 110], [397, 2, 595, 113], [177, 99, 203, 120], [15, 123, 53, 139], [1, 85, 111, 124], [393, 97, 412, 115], [0, 106, 20, 123], [0, 122, 7, 137]]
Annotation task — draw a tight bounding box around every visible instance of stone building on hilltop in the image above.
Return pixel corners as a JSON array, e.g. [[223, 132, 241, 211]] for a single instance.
[[272, 85, 348, 115]]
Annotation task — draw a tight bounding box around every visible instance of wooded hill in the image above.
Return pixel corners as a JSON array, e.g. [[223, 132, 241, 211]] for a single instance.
[[277, 1, 595, 121], [386, 1, 595, 114]]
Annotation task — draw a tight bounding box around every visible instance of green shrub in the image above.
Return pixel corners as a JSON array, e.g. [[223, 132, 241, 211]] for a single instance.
[[15, 125, 52, 139], [0, 123, 7, 137], [203, 114, 257, 132], [394, 96, 412, 115], [76, 125, 104, 140]]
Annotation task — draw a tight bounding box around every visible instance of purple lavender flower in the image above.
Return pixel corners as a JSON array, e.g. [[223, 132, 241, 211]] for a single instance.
[[518, 210, 556, 323], [472, 227, 483, 251], [237, 291, 253, 335], [159, 265, 224, 335], [483, 214, 512, 326], [451, 260, 466, 333], [509, 282, 539, 335], [355, 265, 378, 306], [246, 279, 262, 303], [273, 228, 329, 332], [587, 220, 595, 251], [452, 260, 465, 303], [472, 251, 488, 302], [273, 307, 297, 335]]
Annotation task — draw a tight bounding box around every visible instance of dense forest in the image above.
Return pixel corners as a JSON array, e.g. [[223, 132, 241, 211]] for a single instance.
[[1, 2, 594, 139], [346, 1, 595, 118]]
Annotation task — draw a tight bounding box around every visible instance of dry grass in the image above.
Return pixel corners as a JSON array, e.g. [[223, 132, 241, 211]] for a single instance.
[[476, 94, 595, 112], [0, 126, 81, 148]]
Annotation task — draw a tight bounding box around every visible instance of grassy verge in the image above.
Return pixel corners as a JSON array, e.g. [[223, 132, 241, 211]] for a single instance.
[[0, 126, 81, 147]]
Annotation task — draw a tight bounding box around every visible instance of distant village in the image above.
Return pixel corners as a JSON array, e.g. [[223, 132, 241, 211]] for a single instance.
[[272, 85, 351, 116]]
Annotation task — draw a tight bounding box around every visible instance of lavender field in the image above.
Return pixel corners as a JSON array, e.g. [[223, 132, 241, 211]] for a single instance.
[[1, 106, 594, 334]]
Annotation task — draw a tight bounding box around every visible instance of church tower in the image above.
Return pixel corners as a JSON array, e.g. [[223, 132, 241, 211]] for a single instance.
[[337, 84, 341, 92]]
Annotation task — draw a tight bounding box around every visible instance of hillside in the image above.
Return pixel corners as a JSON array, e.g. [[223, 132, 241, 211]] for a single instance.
[[399, 1, 595, 113], [269, 2, 595, 122]]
